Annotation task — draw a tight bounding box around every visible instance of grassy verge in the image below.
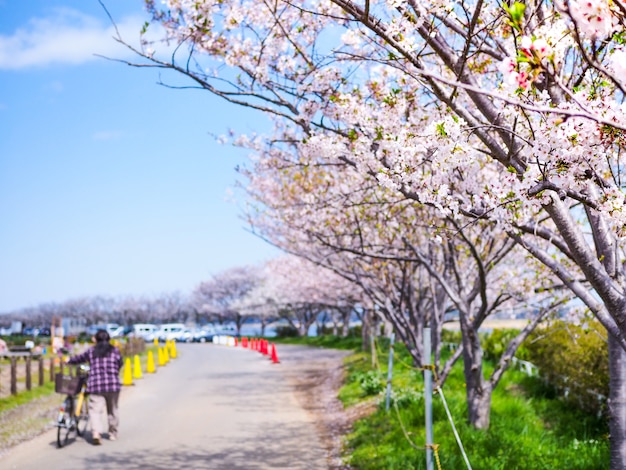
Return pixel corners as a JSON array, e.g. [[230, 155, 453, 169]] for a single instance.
[[272, 334, 363, 350], [0, 382, 56, 414], [272, 334, 609, 469]]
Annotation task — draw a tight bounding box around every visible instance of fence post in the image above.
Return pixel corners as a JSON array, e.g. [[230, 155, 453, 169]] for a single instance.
[[385, 332, 396, 411], [25, 356, 32, 391], [38, 356, 44, 386], [10, 357, 17, 395], [49, 357, 55, 382], [424, 327, 434, 470]]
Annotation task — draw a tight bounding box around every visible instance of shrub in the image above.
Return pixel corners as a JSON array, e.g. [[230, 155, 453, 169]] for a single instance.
[[482, 328, 531, 361], [524, 319, 608, 415], [274, 325, 299, 338], [388, 387, 423, 409], [355, 370, 385, 396], [441, 329, 461, 345]]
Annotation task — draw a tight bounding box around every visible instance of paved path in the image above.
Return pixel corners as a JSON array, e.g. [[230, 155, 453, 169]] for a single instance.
[[0, 343, 330, 470]]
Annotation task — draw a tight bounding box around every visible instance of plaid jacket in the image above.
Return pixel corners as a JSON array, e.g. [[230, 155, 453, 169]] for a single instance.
[[68, 346, 123, 393]]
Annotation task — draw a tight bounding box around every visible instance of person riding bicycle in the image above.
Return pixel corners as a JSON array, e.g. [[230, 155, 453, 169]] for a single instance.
[[66, 329, 123, 445]]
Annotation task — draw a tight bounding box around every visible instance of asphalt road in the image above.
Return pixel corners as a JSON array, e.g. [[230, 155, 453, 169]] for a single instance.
[[0, 343, 330, 470]]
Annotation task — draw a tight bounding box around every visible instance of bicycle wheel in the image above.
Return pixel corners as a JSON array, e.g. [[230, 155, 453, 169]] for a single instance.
[[76, 395, 89, 436], [56, 398, 75, 448]]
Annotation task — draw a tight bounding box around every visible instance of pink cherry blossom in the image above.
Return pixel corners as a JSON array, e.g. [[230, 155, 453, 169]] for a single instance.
[[568, 0, 619, 38]]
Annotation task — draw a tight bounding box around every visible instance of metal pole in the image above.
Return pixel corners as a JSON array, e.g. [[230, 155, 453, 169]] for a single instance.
[[424, 327, 434, 470], [385, 332, 396, 411]]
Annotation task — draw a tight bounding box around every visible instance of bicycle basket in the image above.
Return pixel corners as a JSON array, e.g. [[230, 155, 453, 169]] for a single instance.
[[55, 374, 82, 395]]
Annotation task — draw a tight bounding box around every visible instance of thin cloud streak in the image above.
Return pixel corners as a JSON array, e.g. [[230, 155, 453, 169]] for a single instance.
[[0, 8, 146, 70]]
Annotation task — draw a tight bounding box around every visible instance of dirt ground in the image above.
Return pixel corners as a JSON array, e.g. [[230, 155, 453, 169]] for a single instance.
[[279, 347, 357, 469]]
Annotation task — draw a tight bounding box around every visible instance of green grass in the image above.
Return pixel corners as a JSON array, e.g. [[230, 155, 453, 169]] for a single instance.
[[340, 339, 609, 469], [271, 334, 363, 350], [0, 382, 56, 413], [273, 334, 609, 469]]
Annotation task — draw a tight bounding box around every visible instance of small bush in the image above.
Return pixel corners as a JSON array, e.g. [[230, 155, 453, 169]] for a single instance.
[[274, 325, 299, 338], [524, 319, 608, 415], [355, 370, 385, 396], [441, 329, 462, 344], [482, 328, 531, 361], [349, 325, 362, 338], [389, 387, 423, 409]]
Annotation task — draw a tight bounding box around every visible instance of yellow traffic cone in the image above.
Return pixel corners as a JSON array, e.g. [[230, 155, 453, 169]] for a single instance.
[[170, 341, 177, 359], [153, 337, 158, 347], [146, 350, 156, 373], [164, 345, 170, 363], [133, 354, 143, 379], [122, 357, 133, 386], [157, 347, 164, 366]]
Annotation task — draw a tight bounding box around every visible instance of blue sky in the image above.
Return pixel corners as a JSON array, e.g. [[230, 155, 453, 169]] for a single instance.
[[0, 0, 278, 312]]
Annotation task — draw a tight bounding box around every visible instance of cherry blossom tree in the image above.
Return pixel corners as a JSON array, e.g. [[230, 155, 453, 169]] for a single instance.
[[110, 0, 626, 463], [193, 265, 261, 334], [230, 274, 278, 337], [257, 255, 363, 336], [242, 139, 570, 428]]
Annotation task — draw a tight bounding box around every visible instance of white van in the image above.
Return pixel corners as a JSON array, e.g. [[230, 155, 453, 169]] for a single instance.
[[133, 324, 158, 342], [155, 323, 186, 342]]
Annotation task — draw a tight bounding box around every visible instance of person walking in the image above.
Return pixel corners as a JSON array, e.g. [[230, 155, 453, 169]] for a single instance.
[[66, 329, 123, 445]]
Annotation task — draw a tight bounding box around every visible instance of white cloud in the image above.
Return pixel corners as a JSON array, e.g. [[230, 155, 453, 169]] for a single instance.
[[0, 8, 147, 70]]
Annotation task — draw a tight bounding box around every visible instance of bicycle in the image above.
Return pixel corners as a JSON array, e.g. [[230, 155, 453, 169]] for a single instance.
[[55, 364, 90, 448]]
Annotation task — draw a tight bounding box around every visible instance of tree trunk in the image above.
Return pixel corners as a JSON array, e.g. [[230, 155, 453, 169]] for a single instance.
[[361, 310, 371, 352], [461, 344, 493, 429], [341, 320, 349, 337], [460, 311, 492, 429], [466, 381, 493, 429], [609, 334, 626, 469]]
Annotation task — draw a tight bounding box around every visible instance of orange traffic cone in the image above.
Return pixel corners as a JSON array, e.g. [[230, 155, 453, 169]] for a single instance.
[[263, 340, 269, 355], [234, 337, 238, 347], [270, 343, 280, 364]]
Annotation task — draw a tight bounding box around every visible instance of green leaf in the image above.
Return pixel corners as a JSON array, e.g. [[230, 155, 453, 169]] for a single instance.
[[503, 2, 526, 31]]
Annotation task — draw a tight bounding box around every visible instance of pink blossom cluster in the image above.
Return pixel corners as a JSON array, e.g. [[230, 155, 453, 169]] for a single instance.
[[499, 56, 531, 90], [499, 36, 553, 91], [610, 49, 626, 80], [567, 0, 619, 38]]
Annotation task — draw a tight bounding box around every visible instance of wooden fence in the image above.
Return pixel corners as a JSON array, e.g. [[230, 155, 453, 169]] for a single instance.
[[0, 352, 75, 398]]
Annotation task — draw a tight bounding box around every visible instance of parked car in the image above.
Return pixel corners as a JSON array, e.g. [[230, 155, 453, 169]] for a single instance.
[[22, 327, 40, 337], [155, 323, 187, 342], [110, 325, 132, 338], [215, 324, 239, 337], [192, 326, 216, 343], [132, 324, 158, 342], [177, 328, 195, 343]]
